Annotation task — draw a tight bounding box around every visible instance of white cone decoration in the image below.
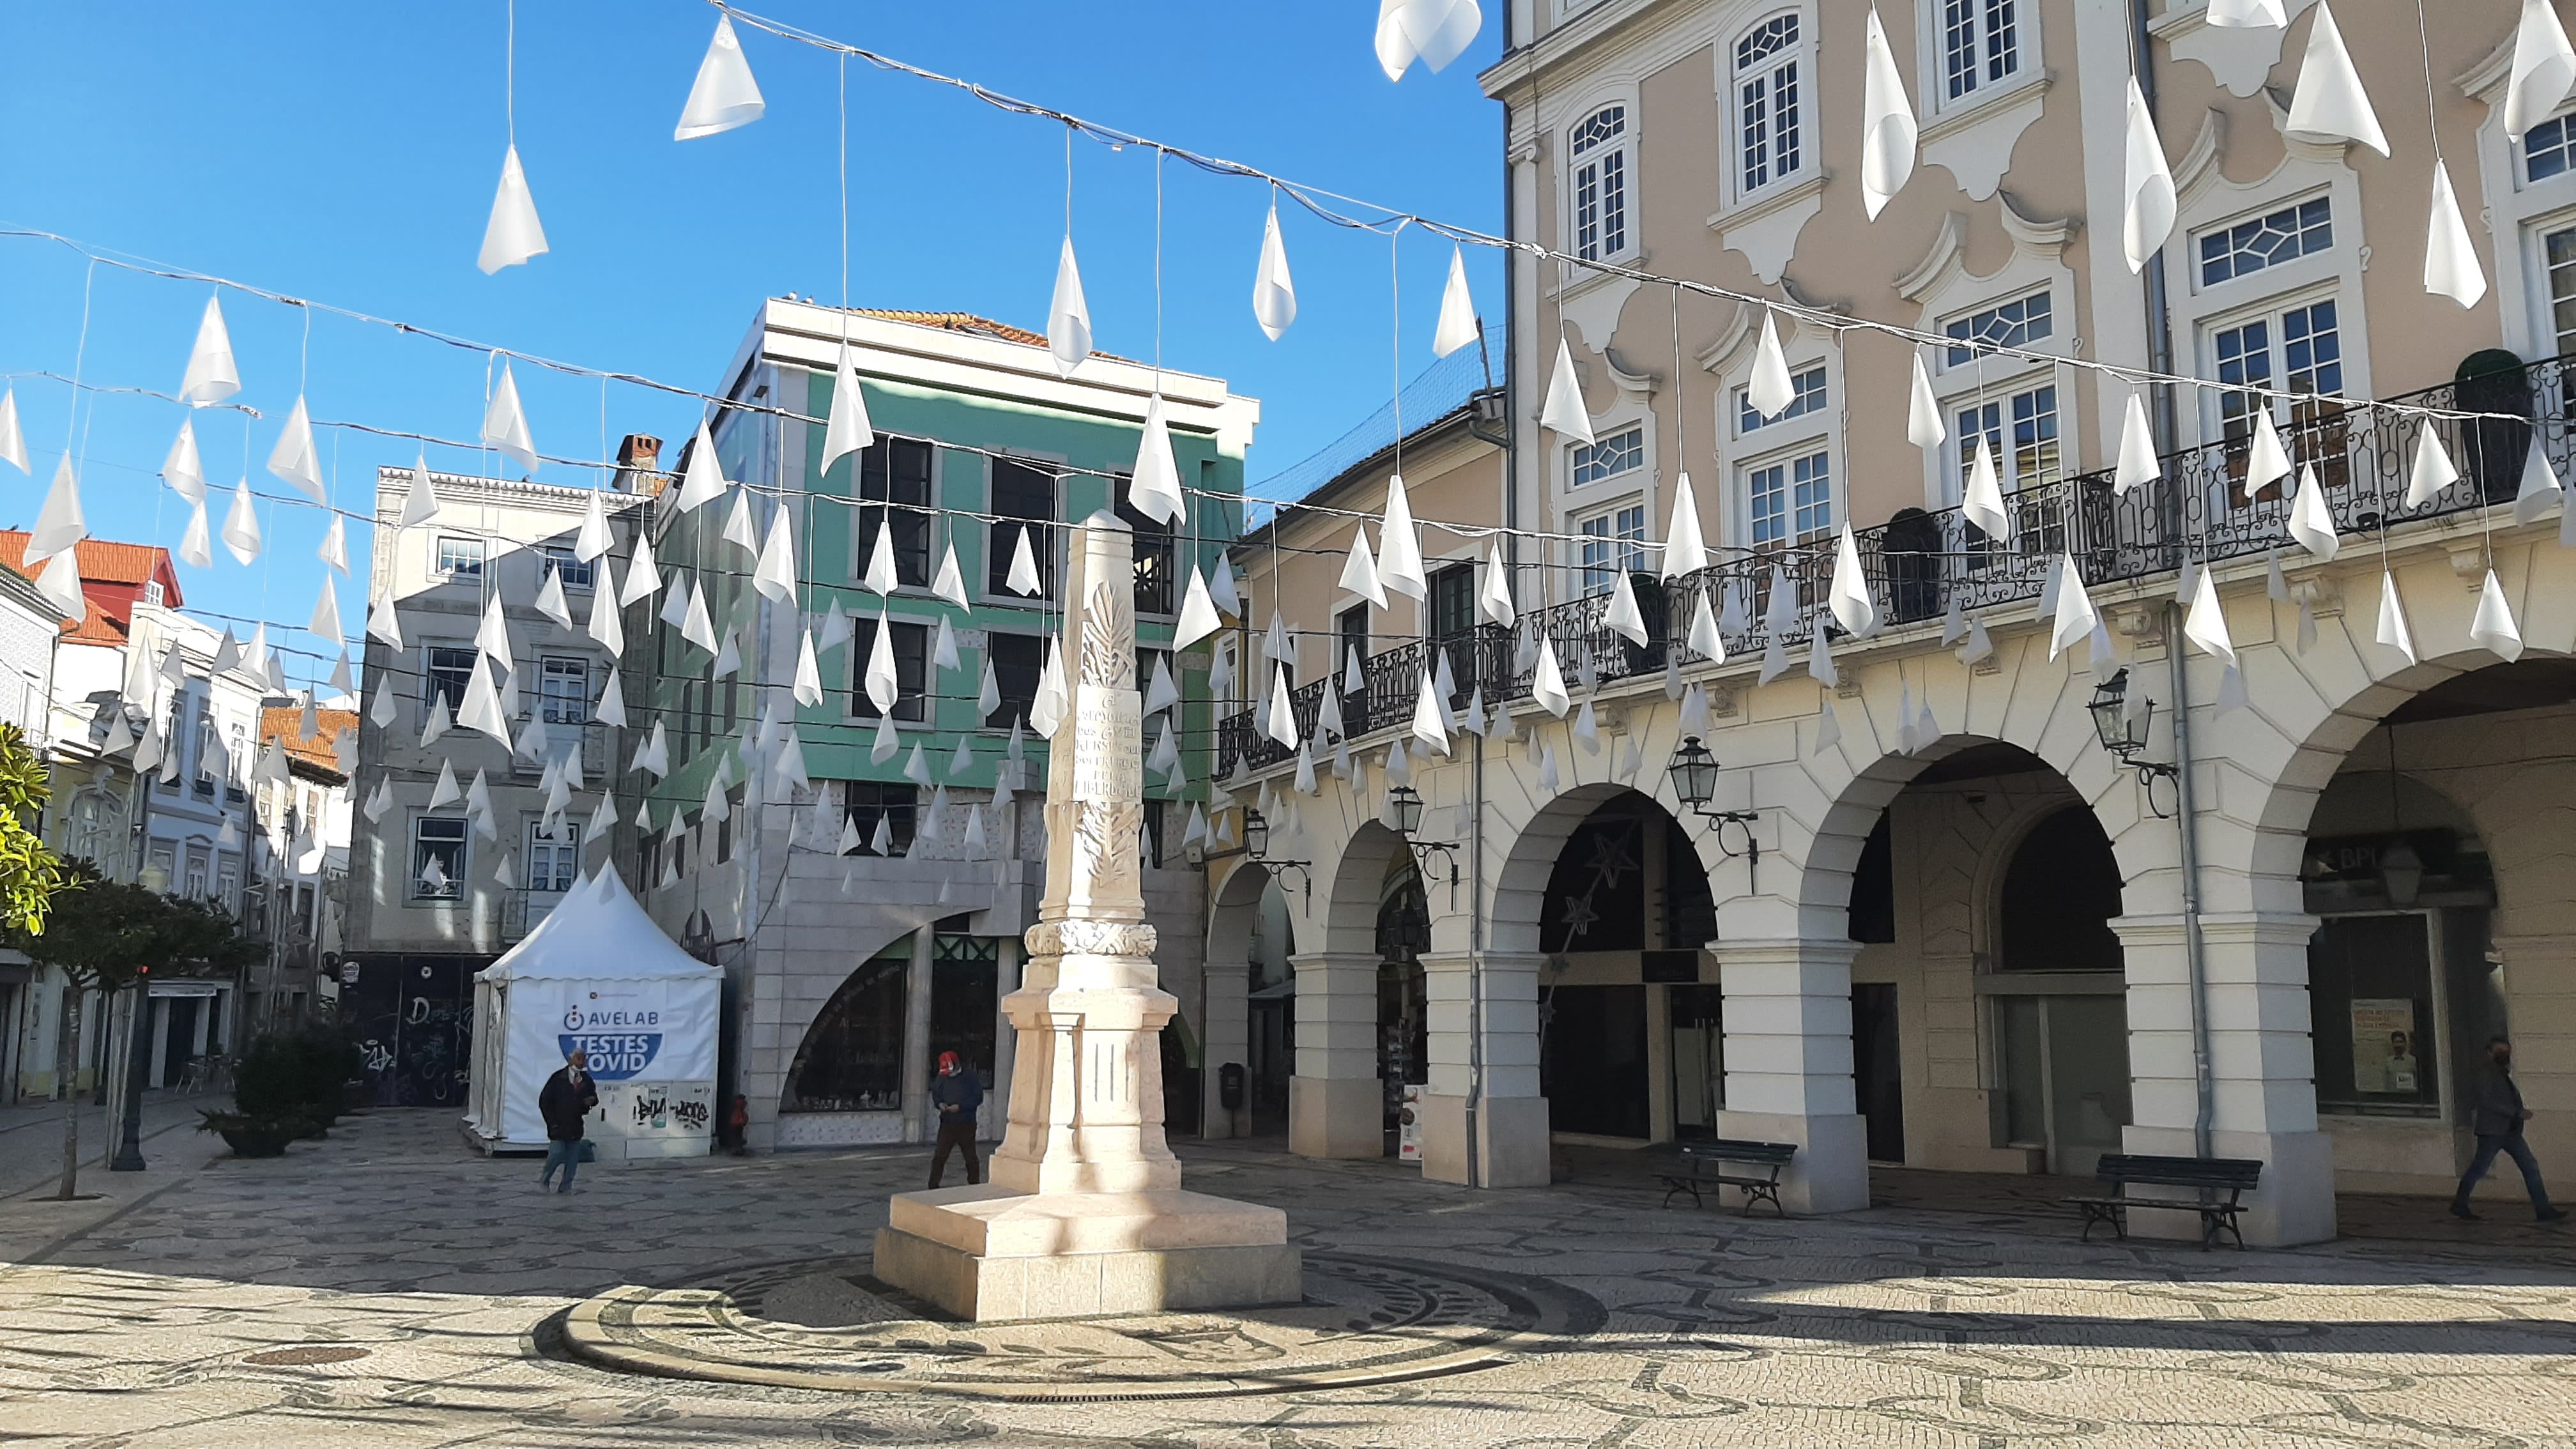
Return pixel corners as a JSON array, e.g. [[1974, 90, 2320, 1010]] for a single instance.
[[1036, 639, 1071, 739], [28, 457, 86, 564], [788, 627, 823, 707], [594, 671, 627, 728], [2207, 0, 2285, 24], [1573, 698, 1602, 756], [1048, 236, 1092, 377], [1433, 245, 1480, 358], [1606, 568, 1649, 646], [1264, 666, 1299, 749], [33, 550, 82, 622], [2184, 566, 2237, 665], [310, 576, 344, 645], [1339, 526, 1387, 608], [2122, 77, 2178, 273], [222, 478, 262, 564], [480, 362, 539, 473], [1174, 566, 1222, 648], [620, 533, 663, 606], [864, 613, 900, 714], [2050, 553, 2097, 661], [1963, 437, 2011, 544], [534, 565, 571, 631], [1748, 311, 1795, 420], [1808, 617, 1838, 689], [862, 523, 898, 595], [2518, 441, 2566, 526], [179, 296, 241, 406], [928, 542, 968, 608], [1377, 476, 1427, 601], [2508, 0, 2576, 139], [1532, 634, 1570, 717], [261, 395, 326, 503], [2285, 3, 2388, 156], [2425, 162, 2488, 309], [1251, 201, 1297, 341], [477, 145, 549, 273], [318, 514, 349, 574], [1540, 335, 1593, 443], [1687, 592, 1724, 663], [2247, 406, 2294, 496], [1859, 8, 1917, 220], [756, 506, 799, 603], [363, 774, 394, 825], [977, 657, 1002, 719], [675, 13, 765, 139], [367, 588, 405, 649], [2407, 426, 2460, 508], [2374, 569, 2418, 664], [1411, 672, 1450, 756], [932, 615, 960, 673], [399, 454, 443, 528], [682, 579, 719, 654], [1378, 0, 1482, 79], [2287, 464, 2341, 560], [1144, 653, 1181, 716], [174, 500, 213, 569], [1813, 698, 1843, 756], [1211, 556, 1243, 617], [1480, 542, 1517, 627], [2115, 392, 2161, 494], [1006, 526, 1045, 597], [871, 712, 900, 764], [1758, 565, 1797, 684], [2472, 568, 2524, 661], [712, 629, 743, 680], [161, 417, 204, 503], [587, 571, 624, 656], [1906, 354, 1945, 452], [429, 759, 463, 809], [676, 422, 727, 512], [1660, 473, 1709, 579], [1130, 395, 1185, 525], [822, 344, 875, 473], [1828, 522, 1877, 638]]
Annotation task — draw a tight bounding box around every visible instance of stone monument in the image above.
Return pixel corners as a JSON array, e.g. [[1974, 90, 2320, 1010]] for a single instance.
[[874, 513, 1301, 1321]]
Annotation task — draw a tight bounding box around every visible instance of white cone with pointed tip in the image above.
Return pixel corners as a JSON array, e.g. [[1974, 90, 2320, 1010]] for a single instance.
[[2375, 569, 2418, 664], [534, 566, 571, 631], [1339, 526, 1387, 608], [2246, 407, 2294, 496], [2472, 568, 2524, 661], [820, 343, 875, 474], [174, 498, 213, 570], [1606, 568, 1650, 646], [1687, 591, 1724, 663], [1211, 556, 1243, 616], [620, 533, 662, 606], [1263, 665, 1299, 749], [1906, 354, 1945, 452], [28, 457, 85, 564], [2518, 441, 2568, 526], [930, 542, 968, 608], [594, 671, 627, 728], [261, 395, 326, 503], [179, 296, 241, 406], [675, 13, 765, 139], [1432, 245, 1480, 358], [1252, 201, 1297, 341], [1480, 542, 1517, 626], [2285, 3, 2388, 155], [318, 513, 349, 574], [1048, 236, 1092, 377], [755, 506, 798, 603], [161, 417, 204, 503], [2184, 566, 2237, 664], [2115, 392, 2161, 493], [1963, 437, 2011, 544], [1377, 476, 1427, 601], [2122, 77, 2178, 273], [1828, 523, 1877, 638], [477, 145, 549, 273], [2407, 427, 2460, 508], [789, 627, 823, 707], [1813, 698, 1843, 755], [977, 657, 1002, 719], [587, 569, 624, 656], [1144, 654, 1180, 716], [1808, 617, 1838, 689], [1173, 566, 1222, 648], [367, 588, 404, 649], [2287, 464, 2341, 560], [1130, 395, 1185, 524], [2050, 553, 2097, 660], [1660, 473, 1709, 579], [2425, 162, 2488, 309], [399, 454, 442, 527], [1006, 525, 1044, 597], [1748, 312, 1796, 419], [676, 422, 727, 512], [310, 576, 343, 645], [33, 551, 82, 623], [1532, 634, 1570, 717], [861, 523, 898, 596], [1411, 672, 1450, 756], [864, 613, 900, 714], [2508, 0, 2576, 139], [222, 478, 261, 565], [1539, 335, 1594, 443], [1859, 8, 1917, 220], [480, 362, 539, 473], [931, 615, 960, 673]]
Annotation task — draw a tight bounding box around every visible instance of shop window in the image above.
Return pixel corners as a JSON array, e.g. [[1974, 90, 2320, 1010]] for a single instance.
[[2310, 914, 2449, 1118], [930, 932, 1002, 1095], [782, 943, 910, 1112]]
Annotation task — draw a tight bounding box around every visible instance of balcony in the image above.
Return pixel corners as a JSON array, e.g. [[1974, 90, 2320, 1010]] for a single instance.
[[1219, 356, 2558, 771]]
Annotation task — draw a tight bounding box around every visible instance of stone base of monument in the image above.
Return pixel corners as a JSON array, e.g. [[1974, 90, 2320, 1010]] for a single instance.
[[875, 1186, 1301, 1321]]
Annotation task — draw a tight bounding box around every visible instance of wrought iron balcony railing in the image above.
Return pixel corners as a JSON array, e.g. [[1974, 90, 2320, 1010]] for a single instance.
[[1216, 355, 2561, 772]]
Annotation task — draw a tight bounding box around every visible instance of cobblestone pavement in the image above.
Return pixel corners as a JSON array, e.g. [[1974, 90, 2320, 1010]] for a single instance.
[[2, 1109, 2573, 1446]]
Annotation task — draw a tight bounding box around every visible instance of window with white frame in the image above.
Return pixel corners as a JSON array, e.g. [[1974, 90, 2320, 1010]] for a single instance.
[[411, 816, 467, 901], [2545, 224, 2576, 358], [2529, 116, 2576, 183], [1941, 0, 2021, 102], [1746, 450, 1832, 548], [539, 544, 594, 590], [424, 645, 475, 714], [435, 536, 486, 579], [2212, 296, 2347, 501], [142, 580, 164, 606], [1738, 365, 1828, 433], [1944, 290, 2053, 366], [1571, 425, 1644, 486], [1569, 105, 1630, 263], [1577, 505, 1648, 595], [183, 845, 209, 899], [527, 820, 581, 892], [1952, 385, 2062, 495], [1734, 15, 1804, 194], [2197, 197, 2333, 287], [538, 656, 589, 724]]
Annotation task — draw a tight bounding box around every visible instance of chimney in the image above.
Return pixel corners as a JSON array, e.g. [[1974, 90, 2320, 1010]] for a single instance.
[[613, 433, 664, 494]]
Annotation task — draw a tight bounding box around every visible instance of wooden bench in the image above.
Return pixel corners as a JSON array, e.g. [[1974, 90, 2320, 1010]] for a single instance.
[[2066, 1154, 2264, 1248], [1659, 1139, 1798, 1217]]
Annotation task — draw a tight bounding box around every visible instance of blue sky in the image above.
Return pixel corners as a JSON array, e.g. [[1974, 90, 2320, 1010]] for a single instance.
[[0, 2, 1503, 693]]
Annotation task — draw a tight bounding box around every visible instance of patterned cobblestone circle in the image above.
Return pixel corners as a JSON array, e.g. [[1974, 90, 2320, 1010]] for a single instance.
[[559, 1248, 1608, 1400]]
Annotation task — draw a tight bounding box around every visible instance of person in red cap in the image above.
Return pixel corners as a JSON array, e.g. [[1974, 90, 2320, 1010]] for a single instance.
[[927, 1050, 984, 1188]]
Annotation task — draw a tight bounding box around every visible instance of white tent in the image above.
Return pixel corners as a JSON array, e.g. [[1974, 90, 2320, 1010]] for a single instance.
[[464, 867, 723, 1158]]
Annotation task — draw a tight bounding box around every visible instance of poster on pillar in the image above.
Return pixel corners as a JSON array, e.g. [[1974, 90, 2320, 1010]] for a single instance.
[[1399, 1084, 1423, 1163], [2349, 999, 2421, 1097]]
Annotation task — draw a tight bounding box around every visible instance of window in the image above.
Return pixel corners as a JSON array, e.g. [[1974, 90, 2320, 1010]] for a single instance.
[[1944, 291, 2053, 367], [539, 544, 594, 591], [424, 646, 476, 714], [1748, 450, 1832, 547], [2214, 298, 2347, 502], [183, 845, 209, 899], [2198, 197, 2333, 286], [523, 821, 576, 893], [2309, 915, 2447, 1118], [858, 438, 934, 588], [215, 854, 241, 914], [191, 701, 216, 798], [1942, 0, 2021, 102], [983, 632, 1043, 730], [987, 457, 1056, 595], [436, 537, 486, 579], [783, 940, 910, 1112], [2529, 115, 2576, 182], [143, 580, 165, 607], [538, 657, 589, 724], [1337, 603, 1370, 675], [1429, 562, 1478, 705], [1571, 425, 1644, 485], [1735, 15, 1803, 194], [226, 722, 247, 802], [1738, 366, 1828, 433], [1578, 506, 1648, 595], [1954, 385, 2063, 495], [850, 617, 928, 723], [2549, 226, 2576, 358], [1114, 474, 1178, 616], [1569, 105, 1630, 262], [844, 781, 918, 855]]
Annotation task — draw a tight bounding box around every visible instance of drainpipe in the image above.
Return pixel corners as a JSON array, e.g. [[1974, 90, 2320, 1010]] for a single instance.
[[2163, 604, 2215, 1160], [2131, 1, 2181, 457]]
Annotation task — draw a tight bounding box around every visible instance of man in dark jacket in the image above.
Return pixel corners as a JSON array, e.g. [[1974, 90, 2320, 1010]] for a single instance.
[[539, 1049, 600, 1194], [2453, 1036, 2568, 1222], [927, 1050, 984, 1188]]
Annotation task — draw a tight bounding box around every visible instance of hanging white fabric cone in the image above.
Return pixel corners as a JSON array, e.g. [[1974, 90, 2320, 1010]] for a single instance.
[[33, 551, 82, 623], [676, 422, 728, 512], [2122, 77, 2178, 273], [1479, 542, 1517, 626], [1344, 643, 1368, 694], [1895, 678, 1919, 755], [174, 499, 213, 569], [429, 758, 463, 809], [2285, 3, 2388, 155], [1531, 634, 1571, 717], [586, 792, 617, 846], [859, 523, 899, 596], [1859, 8, 1917, 220], [1377, 475, 1427, 601], [534, 565, 571, 631], [1411, 672, 1450, 756], [159, 416, 204, 503], [2517, 435, 2566, 526], [2184, 566, 2237, 665], [921, 542, 965, 610], [2405, 426, 2460, 508], [785, 627, 820, 707], [1915, 687, 1940, 753], [1540, 335, 1594, 443], [2266, 547, 2293, 604], [1250, 201, 1298, 341], [1827, 522, 1877, 638], [1534, 740, 1562, 795], [2508, 0, 2576, 139], [1807, 617, 1839, 689], [1130, 395, 1186, 524], [573, 487, 611, 562], [420, 694, 450, 747], [2246, 406, 2294, 496], [820, 598, 855, 652], [1432, 245, 1480, 357], [1719, 575, 1752, 636], [1336, 525, 1388, 608], [366, 589, 405, 650], [864, 612, 900, 713], [1398, 0, 1482, 75], [1757, 565, 1797, 685], [675, 12, 765, 139], [1963, 436, 2011, 544], [621, 532, 664, 607], [1959, 616, 1995, 666], [2175, 555, 2201, 610], [1319, 677, 1347, 739], [2050, 553, 2097, 661], [1173, 565, 1221, 648], [1748, 311, 1796, 419], [1048, 236, 1092, 376], [2287, 463, 2341, 560], [1033, 638, 1070, 739], [211, 628, 243, 676], [1264, 665, 1300, 749], [721, 487, 759, 556], [27, 457, 85, 564], [1264, 613, 1292, 673], [316, 514, 349, 574], [459, 662, 512, 744], [362, 774, 394, 825], [712, 631, 742, 680], [1606, 568, 1650, 646], [977, 657, 1002, 719], [178, 295, 241, 406], [310, 576, 344, 645], [1673, 682, 1711, 740], [477, 144, 549, 273], [2373, 569, 2418, 664], [1573, 645, 1600, 693], [480, 362, 540, 473], [2035, 555, 2062, 629], [222, 477, 262, 564], [1906, 354, 1945, 452], [1939, 595, 1967, 646], [328, 648, 353, 693], [902, 742, 932, 787], [819, 342, 876, 475], [2113, 392, 2161, 494], [475, 591, 513, 670], [1006, 525, 1045, 596], [1147, 719, 1179, 777], [1383, 738, 1414, 792], [1687, 591, 1724, 663], [398, 453, 443, 528], [871, 710, 901, 764], [931, 615, 960, 673], [587, 571, 624, 657], [1144, 654, 1180, 715], [1813, 698, 1843, 755], [944, 734, 975, 781], [2472, 567, 2524, 661], [682, 578, 719, 654], [871, 815, 894, 855], [0, 391, 27, 479], [1210, 555, 1243, 617], [2425, 162, 2488, 309], [1660, 473, 1710, 579], [594, 671, 627, 728], [660, 577, 692, 631], [1572, 698, 1602, 756], [755, 506, 799, 603]]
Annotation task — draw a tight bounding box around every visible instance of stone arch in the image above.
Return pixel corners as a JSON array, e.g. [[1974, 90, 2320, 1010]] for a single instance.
[[1200, 859, 1276, 1140], [1313, 819, 1407, 960], [1489, 781, 1682, 959]]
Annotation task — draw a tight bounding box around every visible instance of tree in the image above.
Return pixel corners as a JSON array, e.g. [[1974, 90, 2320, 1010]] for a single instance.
[[0, 724, 71, 1193]]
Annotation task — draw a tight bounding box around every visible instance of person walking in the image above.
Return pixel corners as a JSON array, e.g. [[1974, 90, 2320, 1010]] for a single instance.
[[539, 1048, 600, 1195], [2453, 1036, 2569, 1223], [927, 1050, 983, 1189]]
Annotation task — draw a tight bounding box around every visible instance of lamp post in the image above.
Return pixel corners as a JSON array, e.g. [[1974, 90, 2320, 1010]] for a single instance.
[[1381, 785, 1460, 889], [2087, 670, 2179, 816], [1239, 807, 1311, 900], [1666, 736, 1763, 886], [108, 965, 154, 1172]]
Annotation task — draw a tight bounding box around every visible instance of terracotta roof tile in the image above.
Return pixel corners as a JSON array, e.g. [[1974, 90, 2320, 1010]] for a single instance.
[[261, 706, 356, 778], [848, 310, 1052, 348]]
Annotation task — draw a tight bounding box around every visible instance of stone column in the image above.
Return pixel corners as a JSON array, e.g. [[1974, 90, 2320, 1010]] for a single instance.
[[986, 935, 1018, 1144], [1288, 951, 1382, 1158], [2115, 910, 2336, 1246], [1416, 950, 1549, 1187], [1200, 956, 1249, 1138], [1708, 937, 1869, 1213], [903, 927, 934, 1143]]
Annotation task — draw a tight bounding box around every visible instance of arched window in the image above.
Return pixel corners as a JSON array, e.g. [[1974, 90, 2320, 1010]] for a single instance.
[[1568, 105, 1630, 263], [1733, 15, 1804, 195]]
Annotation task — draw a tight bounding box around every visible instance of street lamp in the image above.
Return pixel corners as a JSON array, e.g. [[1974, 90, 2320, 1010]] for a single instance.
[[2088, 670, 2177, 815], [1667, 735, 1762, 882], [1240, 808, 1311, 899], [1381, 785, 1459, 887]]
